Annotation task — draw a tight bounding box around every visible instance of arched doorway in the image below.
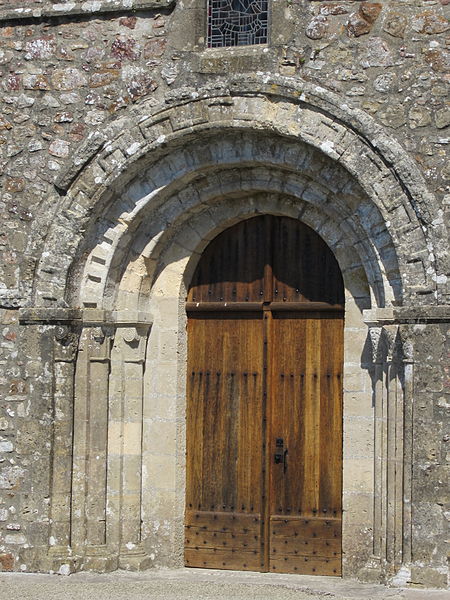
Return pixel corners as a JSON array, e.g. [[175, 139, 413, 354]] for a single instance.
[[184, 215, 344, 575], [27, 76, 441, 583]]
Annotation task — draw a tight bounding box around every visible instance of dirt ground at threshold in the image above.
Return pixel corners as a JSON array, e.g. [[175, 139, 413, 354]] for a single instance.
[[0, 568, 449, 600]]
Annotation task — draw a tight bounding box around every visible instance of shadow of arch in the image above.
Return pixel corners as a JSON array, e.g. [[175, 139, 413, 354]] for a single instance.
[[186, 215, 345, 307], [114, 191, 373, 317], [106, 179, 391, 314], [70, 133, 403, 315]]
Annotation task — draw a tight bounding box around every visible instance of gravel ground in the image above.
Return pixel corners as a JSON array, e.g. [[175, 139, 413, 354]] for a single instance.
[[0, 568, 448, 600]]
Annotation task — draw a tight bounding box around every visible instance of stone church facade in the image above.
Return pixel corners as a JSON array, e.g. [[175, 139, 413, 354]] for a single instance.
[[0, 0, 448, 589]]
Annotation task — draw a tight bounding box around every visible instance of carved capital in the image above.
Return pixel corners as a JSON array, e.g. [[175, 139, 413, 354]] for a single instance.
[[384, 324, 399, 362], [398, 324, 415, 362], [368, 326, 385, 364], [122, 327, 140, 345], [113, 325, 149, 363], [368, 324, 402, 364], [91, 326, 106, 344], [79, 326, 113, 361], [53, 325, 79, 362]]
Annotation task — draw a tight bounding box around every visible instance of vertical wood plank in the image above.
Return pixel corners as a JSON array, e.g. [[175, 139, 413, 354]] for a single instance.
[[188, 218, 266, 304]]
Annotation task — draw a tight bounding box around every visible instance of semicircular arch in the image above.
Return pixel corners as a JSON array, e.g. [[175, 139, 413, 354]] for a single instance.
[[31, 75, 442, 309]]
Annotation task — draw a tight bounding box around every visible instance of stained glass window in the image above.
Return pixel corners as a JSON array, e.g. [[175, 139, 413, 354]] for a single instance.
[[207, 0, 268, 48]]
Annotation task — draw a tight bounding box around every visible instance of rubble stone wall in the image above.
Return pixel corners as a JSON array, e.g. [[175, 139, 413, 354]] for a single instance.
[[0, 0, 448, 588]]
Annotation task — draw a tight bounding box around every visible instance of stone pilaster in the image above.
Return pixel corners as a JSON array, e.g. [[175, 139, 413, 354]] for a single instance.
[[71, 324, 114, 571], [366, 317, 407, 581], [18, 308, 152, 572], [108, 325, 151, 571], [48, 325, 80, 569], [364, 306, 449, 587]]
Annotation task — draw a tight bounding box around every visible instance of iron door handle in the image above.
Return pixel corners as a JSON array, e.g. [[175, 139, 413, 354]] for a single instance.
[[274, 438, 288, 472], [274, 437, 284, 463]]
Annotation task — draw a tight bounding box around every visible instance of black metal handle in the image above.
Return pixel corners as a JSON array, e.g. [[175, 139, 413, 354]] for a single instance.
[[274, 437, 284, 464], [274, 438, 288, 472]]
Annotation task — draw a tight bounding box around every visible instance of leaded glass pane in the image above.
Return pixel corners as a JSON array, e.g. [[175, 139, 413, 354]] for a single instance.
[[207, 0, 268, 48]]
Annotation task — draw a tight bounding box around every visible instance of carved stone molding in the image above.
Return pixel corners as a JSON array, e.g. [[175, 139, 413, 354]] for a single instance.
[[384, 324, 400, 363], [366, 319, 413, 576], [398, 325, 415, 363], [0, 0, 174, 23], [53, 325, 79, 362], [19, 307, 153, 327], [368, 326, 385, 364]]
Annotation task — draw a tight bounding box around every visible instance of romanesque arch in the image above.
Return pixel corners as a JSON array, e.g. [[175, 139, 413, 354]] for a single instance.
[[19, 75, 442, 582], [31, 74, 445, 307]]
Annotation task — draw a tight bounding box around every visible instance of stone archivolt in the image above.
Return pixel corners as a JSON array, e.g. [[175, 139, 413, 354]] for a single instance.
[[32, 76, 443, 312]]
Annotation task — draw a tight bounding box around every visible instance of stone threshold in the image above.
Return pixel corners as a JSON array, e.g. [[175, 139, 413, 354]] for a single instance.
[[0, 568, 449, 600]]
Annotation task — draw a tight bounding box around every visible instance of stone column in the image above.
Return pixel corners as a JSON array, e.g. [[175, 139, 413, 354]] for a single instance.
[[384, 324, 403, 573], [48, 325, 80, 566], [367, 319, 407, 580], [369, 325, 386, 564], [69, 312, 152, 571], [71, 325, 114, 570], [107, 324, 151, 570], [397, 325, 414, 571]]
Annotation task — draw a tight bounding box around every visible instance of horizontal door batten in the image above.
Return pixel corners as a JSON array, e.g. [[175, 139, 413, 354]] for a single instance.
[[186, 302, 264, 312], [269, 302, 344, 312], [186, 301, 344, 313]]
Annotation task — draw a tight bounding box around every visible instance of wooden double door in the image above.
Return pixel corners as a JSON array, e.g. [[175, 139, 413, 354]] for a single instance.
[[185, 216, 344, 575]]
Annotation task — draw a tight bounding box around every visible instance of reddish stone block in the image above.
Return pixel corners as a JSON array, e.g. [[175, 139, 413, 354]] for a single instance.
[[0, 554, 14, 571], [111, 38, 140, 61], [119, 16, 137, 29]]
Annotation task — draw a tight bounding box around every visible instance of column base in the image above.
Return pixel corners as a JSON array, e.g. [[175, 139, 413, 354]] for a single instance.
[[119, 545, 154, 571]]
